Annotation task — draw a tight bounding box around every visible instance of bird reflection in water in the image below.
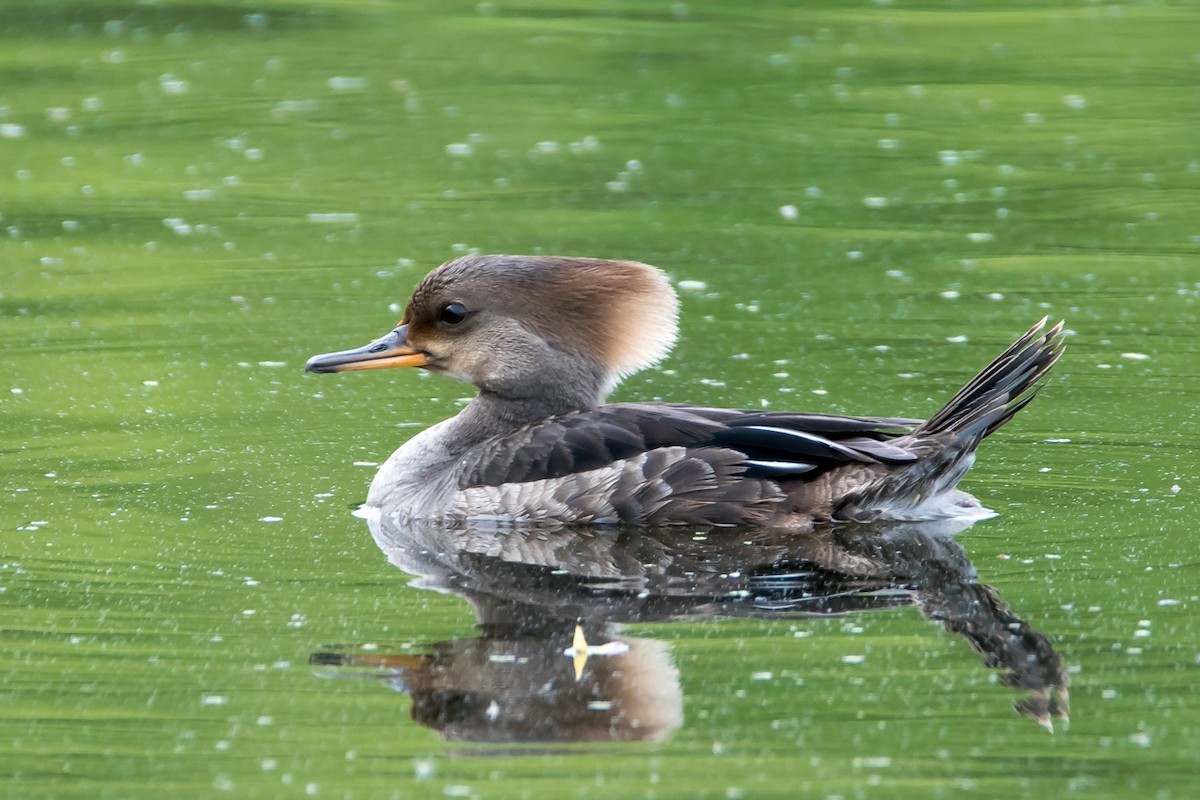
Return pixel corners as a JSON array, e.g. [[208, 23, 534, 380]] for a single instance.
[[310, 512, 1069, 744]]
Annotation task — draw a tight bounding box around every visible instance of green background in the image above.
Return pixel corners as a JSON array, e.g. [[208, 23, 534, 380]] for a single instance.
[[2, 1, 1197, 797]]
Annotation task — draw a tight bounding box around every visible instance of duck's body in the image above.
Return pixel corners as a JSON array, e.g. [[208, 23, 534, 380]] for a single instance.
[[307, 255, 1064, 528]]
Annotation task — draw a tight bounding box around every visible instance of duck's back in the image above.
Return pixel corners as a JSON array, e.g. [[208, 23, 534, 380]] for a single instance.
[[394, 403, 923, 527]]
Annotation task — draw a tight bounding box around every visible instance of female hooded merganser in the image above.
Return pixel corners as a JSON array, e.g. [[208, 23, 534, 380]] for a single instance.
[[306, 255, 1064, 528]]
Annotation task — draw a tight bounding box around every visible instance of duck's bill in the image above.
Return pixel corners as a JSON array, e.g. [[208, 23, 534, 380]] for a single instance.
[[304, 326, 428, 373]]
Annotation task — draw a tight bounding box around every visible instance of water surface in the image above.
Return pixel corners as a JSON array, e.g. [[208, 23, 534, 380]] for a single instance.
[[2, 1, 1198, 797]]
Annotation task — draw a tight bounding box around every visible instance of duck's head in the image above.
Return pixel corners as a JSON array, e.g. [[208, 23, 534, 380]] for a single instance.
[[305, 255, 679, 407]]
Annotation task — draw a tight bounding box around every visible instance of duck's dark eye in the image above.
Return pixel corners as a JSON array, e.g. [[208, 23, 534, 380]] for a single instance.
[[437, 302, 470, 325]]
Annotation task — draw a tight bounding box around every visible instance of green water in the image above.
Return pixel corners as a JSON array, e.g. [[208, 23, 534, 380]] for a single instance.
[[2, 0, 1198, 797]]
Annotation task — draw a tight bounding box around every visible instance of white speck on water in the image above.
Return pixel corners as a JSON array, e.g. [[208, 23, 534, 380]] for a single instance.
[[779, 204, 799, 220], [678, 279, 707, 291], [258, 361, 286, 368], [444, 785, 472, 798], [62, 220, 79, 232], [259, 516, 283, 523], [388, 302, 402, 313], [1039, 467, 1052, 473], [184, 189, 213, 201], [46, 107, 71, 122], [750, 671, 773, 681], [873, 345, 890, 352], [841, 654, 866, 664], [0, 123, 26, 139], [863, 196, 888, 208], [1101, 689, 1118, 699], [202, 694, 228, 706], [244, 148, 263, 161], [940, 290, 960, 299], [576, 135, 601, 152], [158, 74, 190, 95], [1121, 352, 1150, 361], [1134, 629, 1151, 639], [352, 461, 379, 467], [853, 757, 892, 769], [938, 150, 961, 166], [1157, 598, 1180, 606], [327, 76, 366, 91], [877, 138, 900, 150], [306, 212, 359, 223], [271, 100, 318, 118], [967, 232, 995, 243], [1061, 94, 1088, 110], [811, 389, 828, 395], [1128, 732, 1151, 748], [805, 186, 822, 198], [444, 142, 472, 156], [82, 97, 102, 111], [605, 180, 628, 192], [847, 250, 863, 260], [587, 700, 614, 711], [986, 292, 1005, 301], [142, 380, 159, 387], [626, 159, 642, 171], [946, 335, 968, 343], [305, 783, 318, 796], [533, 140, 560, 154]]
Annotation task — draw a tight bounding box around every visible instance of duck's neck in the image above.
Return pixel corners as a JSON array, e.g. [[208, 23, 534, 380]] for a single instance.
[[450, 372, 608, 451], [368, 364, 610, 508]]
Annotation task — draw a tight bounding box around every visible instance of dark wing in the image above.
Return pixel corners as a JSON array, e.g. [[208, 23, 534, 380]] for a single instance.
[[457, 402, 919, 487]]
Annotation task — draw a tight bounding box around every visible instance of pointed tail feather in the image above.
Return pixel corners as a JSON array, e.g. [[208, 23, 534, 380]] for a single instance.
[[915, 317, 1065, 444], [833, 319, 1065, 522]]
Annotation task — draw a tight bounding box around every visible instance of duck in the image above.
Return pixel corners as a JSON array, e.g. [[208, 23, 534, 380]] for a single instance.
[[305, 255, 1064, 528]]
